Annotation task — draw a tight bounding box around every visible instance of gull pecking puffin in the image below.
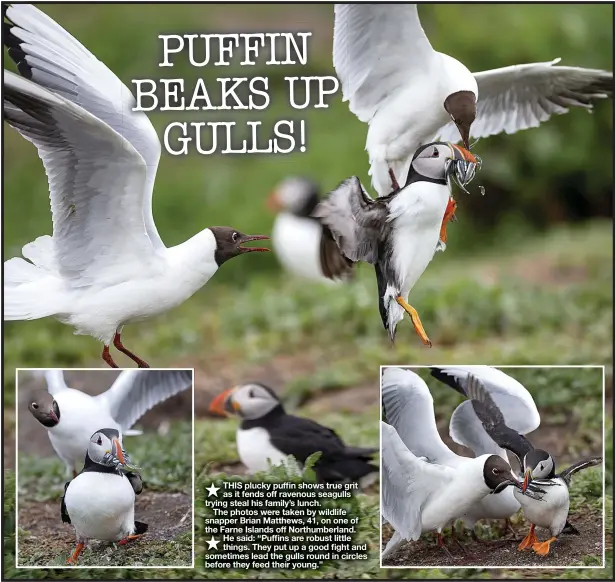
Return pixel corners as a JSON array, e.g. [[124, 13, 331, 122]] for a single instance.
[[381, 421, 522, 562], [464, 374, 602, 556], [28, 369, 191, 476], [314, 141, 477, 345], [333, 3, 613, 196], [209, 382, 378, 485], [267, 177, 354, 281], [62, 428, 147, 565]]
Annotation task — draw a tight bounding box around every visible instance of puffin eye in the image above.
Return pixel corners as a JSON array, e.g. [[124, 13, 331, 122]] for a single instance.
[[232, 232, 239, 242], [31, 402, 39, 410], [432, 147, 439, 158], [97, 436, 102, 446], [249, 388, 255, 398]]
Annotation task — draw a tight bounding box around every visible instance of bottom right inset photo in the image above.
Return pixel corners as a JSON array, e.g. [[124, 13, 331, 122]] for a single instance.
[[380, 365, 605, 569]]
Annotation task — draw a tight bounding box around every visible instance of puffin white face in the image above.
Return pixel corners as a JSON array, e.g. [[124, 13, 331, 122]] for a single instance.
[[209, 383, 281, 420], [267, 177, 318, 215], [522, 449, 554, 491], [87, 428, 130, 469], [411, 142, 478, 184]]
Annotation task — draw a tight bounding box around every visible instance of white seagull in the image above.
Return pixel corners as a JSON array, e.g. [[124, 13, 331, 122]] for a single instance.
[[267, 177, 354, 281], [3, 4, 270, 368], [381, 421, 520, 562], [333, 3, 613, 195], [27, 369, 192, 476], [381, 366, 537, 555]]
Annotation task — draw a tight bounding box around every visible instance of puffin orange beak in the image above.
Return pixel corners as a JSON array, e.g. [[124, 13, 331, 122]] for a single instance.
[[266, 190, 283, 212], [522, 469, 532, 492], [209, 388, 240, 417], [452, 144, 477, 164], [113, 438, 126, 465]]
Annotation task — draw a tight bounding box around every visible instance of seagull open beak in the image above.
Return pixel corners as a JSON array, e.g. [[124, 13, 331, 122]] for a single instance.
[[522, 468, 532, 493], [266, 190, 283, 212], [209, 388, 241, 417], [238, 234, 270, 253]]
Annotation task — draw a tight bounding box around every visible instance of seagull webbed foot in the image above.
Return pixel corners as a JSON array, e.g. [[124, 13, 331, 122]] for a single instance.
[[395, 297, 432, 347]]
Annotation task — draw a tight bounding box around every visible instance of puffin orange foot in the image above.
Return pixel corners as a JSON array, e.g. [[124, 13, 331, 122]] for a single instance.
[[118, 534, 144, 546], [66, 542, 84, 564], [533, 536, 557, 556], [518, 524, 538, 551]]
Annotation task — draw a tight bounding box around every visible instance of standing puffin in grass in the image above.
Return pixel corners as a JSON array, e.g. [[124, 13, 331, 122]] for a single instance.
[[62, 428, 147, 565], [209, 382, 378, 485]]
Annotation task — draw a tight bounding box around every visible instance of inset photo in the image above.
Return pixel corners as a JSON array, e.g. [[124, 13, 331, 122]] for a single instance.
[[15, 369, 194, 568], [380, 366, 605, 568]]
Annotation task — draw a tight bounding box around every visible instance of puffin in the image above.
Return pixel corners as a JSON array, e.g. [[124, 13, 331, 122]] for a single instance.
[[62, 428, 147, 565], [27, 369, 191, 476], [464, 373, 602, 556], [267, 177, 354, 281], [208, 382, 378, 485], [381, 421, 522, 562], [333, 4, 613, 196], [314, 141, 478, 345]]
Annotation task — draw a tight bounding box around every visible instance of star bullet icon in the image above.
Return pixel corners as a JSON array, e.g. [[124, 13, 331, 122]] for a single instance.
[[206, 536, 220, 550], [206, 483, 220, 497]]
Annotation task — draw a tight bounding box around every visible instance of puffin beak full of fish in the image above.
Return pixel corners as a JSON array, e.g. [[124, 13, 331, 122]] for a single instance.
[[522, 468, 532, 492], [209, 388, 241, 417], [112, 438, 126, 465], [445, 142, 483, 195]]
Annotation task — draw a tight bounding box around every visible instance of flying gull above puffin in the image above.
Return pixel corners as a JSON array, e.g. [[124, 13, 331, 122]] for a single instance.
[[267, 177, 354, 281], [333, 3, 613, 196], [2, 4, 270, 368], [27, 369, 192, 476], [381, 420, 522, 562], [209, 382, 378, 485], [464, 373, 602, 556], [314, 141, 477, 344], [62, 428, 147, 564], [380, 366, 545, 559]]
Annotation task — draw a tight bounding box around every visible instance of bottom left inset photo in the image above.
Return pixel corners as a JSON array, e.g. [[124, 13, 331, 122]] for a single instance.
[[15, 368, 195, 569]]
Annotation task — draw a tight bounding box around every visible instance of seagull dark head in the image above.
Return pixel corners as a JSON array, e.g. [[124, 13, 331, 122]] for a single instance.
[[28, 390, 60, 427], [267, 177, 320, 217], [210, 227, 270, 266], [208, 382, 283, 420], [483, 455, 520, 494], [522, 449, 555, 491], [87, 428, 134, 471], [443, 90, 477, 150]]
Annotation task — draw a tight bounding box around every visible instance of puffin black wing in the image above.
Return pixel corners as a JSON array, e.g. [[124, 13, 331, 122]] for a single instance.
[[558, 456, 602, 486], [465, 373, 534, 464], [61, 481, 71, 524], [313, 176, 389, 265], [269, 414, 377, 483]]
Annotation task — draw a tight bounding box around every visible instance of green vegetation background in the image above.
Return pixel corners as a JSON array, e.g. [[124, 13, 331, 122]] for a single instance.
[[2, 2, 613, 580]]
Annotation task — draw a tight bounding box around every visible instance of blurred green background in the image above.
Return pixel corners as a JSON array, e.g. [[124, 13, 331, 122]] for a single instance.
[[2, 2, 613, 579]]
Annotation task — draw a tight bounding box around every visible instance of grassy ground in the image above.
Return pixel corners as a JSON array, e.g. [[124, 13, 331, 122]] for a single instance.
[[3, 220, 612, 578]]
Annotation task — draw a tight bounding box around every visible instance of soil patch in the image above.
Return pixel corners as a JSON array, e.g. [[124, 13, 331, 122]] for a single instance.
[[382, 510, 604, 568]]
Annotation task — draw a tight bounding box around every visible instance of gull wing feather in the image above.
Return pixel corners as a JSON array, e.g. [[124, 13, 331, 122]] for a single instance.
[[381, 422, 451, 541], [436, 60, 613, 142], [96, 369, 192, 431], [382, 367, 458, 465], [43, 370, 68, 396], [333, 4, 435, 123], [3, 70, 164, 288], [464, 374, 534, 466], [312, 177, 388, 264], [4, 3, 164, 250], [430, 365, 540, 456]]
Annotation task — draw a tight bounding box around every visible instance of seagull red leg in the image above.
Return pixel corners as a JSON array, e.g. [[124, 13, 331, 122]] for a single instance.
[[388, 167, 400, 191], [102, 345, 119, 368], [113, 333, 150, 368], [436, 532, 456, 561], [439, 197, 457, 245]]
